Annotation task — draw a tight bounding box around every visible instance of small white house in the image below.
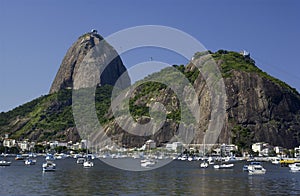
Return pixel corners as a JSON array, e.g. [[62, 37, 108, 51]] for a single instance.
[[3, 139, 16, 148], [295, 146, 300, 158], [252, 142, 271, 156], [145, 140, 156, 149], [172, 142, 183, 153], [18, 140, 33, 152], [274, 146, 284, 155]]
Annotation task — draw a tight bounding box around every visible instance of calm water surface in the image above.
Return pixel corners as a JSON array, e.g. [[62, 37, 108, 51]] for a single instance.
[[0, 157, 299, 195]]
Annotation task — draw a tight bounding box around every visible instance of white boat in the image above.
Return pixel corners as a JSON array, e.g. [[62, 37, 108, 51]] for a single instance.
[[83, 137, 94, 168], [289, 163, 300, 172], [45, 154, 55, 161], [180, 155, 187, 161], [76, 157, 85, 164], [42, 161, 56, 172], [271, 158, 281, 164], [28, 153, 37, 158], [1, 148, 12, 166], [208, 157, 215, 165], [15, 154, 24, 160], [247, 162, 266, 175], [200, 161, 208, 168], [213, 163, 234, 169], [25, 158, 36, 165], [83, 160, 94, 168], [0, 160, 11, 166], [141, 159, 156, 168]]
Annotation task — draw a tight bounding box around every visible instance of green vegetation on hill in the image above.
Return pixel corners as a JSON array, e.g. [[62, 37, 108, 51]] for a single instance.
[[209, 50, 298, 94], [1, 50, 299, 145], [0, 85, 114, 141]]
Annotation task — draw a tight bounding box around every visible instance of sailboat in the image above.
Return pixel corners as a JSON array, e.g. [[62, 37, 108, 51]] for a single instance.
[[200, 134, 208, 168], [83, 137, 94, 168]]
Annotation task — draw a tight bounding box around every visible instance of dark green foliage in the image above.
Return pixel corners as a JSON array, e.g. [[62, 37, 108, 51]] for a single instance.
[[173, 64, 200, 84], [231, 125, 254, 149], [129, 82, 170, 120], [0, 96, 46, 127], [212, 50, 298, 94], [95, 85, 114, 124], [0, 86, 114, 141]]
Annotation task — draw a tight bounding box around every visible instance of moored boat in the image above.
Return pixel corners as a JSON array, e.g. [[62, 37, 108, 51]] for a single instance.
[[45, 154, 55, 161], [213, 163, 234, 169], [141, 159, 156, 168], [83, 160, 94, 168], [25, 158, 36, 165], [42, 161, 56, 172], [15, 154, 24, 160], [200, 161, 208, 168], [0, 160, 11, 166], [247, 162, 266, 175], [76, 157, 85, 164], [289, 163, 300, 172]]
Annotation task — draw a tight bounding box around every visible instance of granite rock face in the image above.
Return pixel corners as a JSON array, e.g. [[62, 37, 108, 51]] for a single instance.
[[49, 32, 130, 94], [100, 53, 300, 149], [222, 70, 300, 148], [1, 48, 300, 149]]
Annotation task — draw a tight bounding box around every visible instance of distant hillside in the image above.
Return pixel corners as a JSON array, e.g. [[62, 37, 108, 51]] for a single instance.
[[97, 50, 300, 149], [0, 85, 113, 142], [1, 45, 300, 149]]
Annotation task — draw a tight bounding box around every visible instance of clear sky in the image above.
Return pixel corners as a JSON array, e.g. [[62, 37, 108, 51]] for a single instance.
[[1, 0, 299, 112]]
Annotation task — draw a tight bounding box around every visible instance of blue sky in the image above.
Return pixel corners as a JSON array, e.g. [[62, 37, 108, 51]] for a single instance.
[[0, 0, 299, 112]]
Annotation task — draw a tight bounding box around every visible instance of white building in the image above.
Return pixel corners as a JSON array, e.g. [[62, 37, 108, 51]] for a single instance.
[[252, 142, 271, 156], [71, 142, 81, 150], [145, 140, 156, 149], [18, 140, 34, 152], [295, 146, 300, 158], [274, 146, 284, 155], [3, 139, 16, 148], [252, 142, 263, 153], [172, 142, 183, 153], [220, 144, 238, 156], [81, 140, 87, 149], [49, 141, 59, 149]]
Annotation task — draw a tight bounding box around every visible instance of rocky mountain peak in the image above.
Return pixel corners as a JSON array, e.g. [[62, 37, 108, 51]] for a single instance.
[[49, 30, 130, 94]]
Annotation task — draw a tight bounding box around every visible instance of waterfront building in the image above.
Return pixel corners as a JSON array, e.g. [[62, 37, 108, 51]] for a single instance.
[[274, 146, 284, 155], [145, 140, 156, 149], [3, 139, 16, 148], [295, 146, 300, 158], [220, 144, 238, 156], [252, 142, 272, 156]]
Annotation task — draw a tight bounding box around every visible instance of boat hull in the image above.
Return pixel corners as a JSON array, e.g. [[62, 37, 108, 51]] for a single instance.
[[0, 160, 11, 166]]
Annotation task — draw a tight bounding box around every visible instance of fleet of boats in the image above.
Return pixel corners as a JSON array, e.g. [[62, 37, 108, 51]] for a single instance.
[[1, 152, 300, 175]]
